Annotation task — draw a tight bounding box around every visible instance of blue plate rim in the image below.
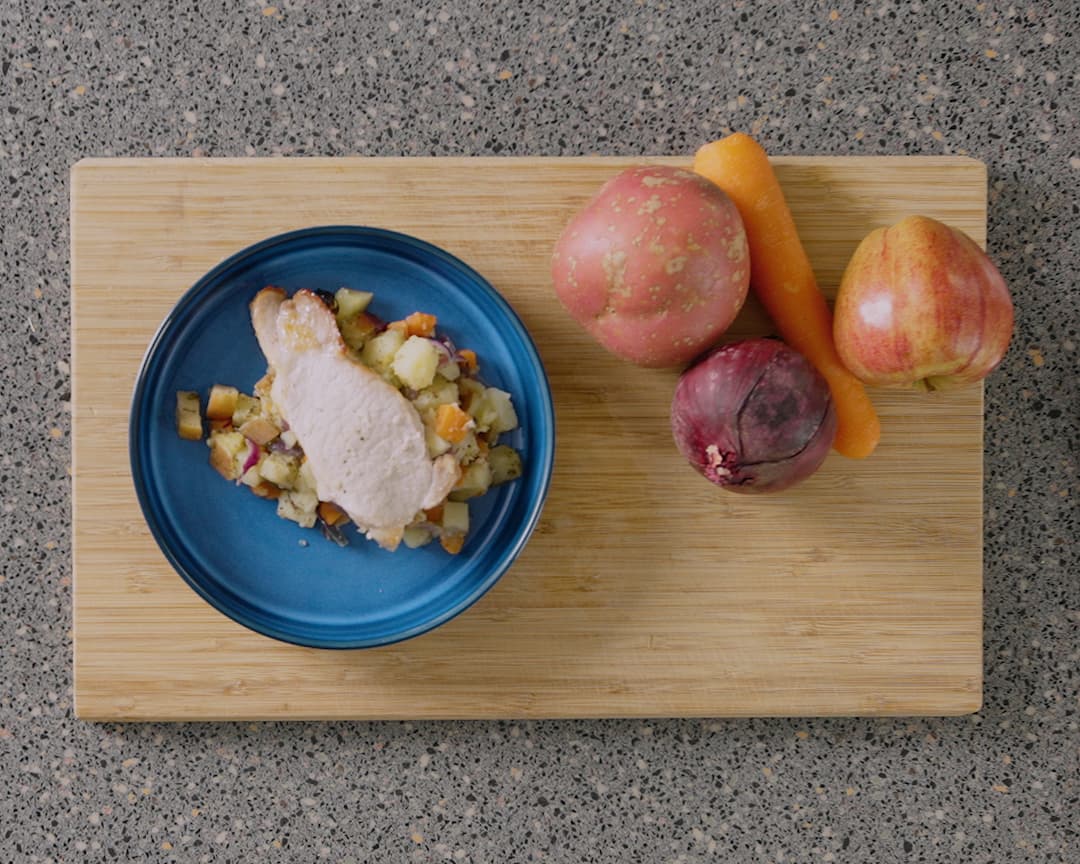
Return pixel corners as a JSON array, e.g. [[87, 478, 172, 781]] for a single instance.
[[129, 225, 555, 650]]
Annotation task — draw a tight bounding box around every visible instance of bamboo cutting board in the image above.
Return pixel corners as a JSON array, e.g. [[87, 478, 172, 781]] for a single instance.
[[71, 156, 985, 720]]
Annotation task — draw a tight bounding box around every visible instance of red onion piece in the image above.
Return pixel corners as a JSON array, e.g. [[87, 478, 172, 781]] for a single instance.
[[671, 338, 837, 493], [241, 441, 261, 474]]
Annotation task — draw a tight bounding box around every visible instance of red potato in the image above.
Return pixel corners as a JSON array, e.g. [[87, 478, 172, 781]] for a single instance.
[[551, 165, 750, 367]]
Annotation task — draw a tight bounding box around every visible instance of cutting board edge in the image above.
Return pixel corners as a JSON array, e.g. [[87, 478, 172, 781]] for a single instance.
[[70, 153, 990, 173]]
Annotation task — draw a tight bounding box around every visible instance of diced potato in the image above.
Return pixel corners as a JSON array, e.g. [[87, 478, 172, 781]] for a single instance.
[[295, 458, 317, 494], [260, 452, 299, 489], [392, 335, 440, 390], [435, 402, 473, 444], [231, 393, 261, 427], [361, 327, 405, 372], [404, 311, 437, 338], [412, 378, 459, 416], [238, 416, 281, 445], [441, 500, 470, 534], [457, 377, 485, 415], [334, 287, 374, 320], [489, 445, 523, 486], [424, 425, 452, 458], [276, 489, 319, 528], [205, 384, 239, 421], [339, 311, 380, 352], [451, 429, 482, 465], [438, 358, 461, 381], [240, 463, 263, 487], [207, 430, 248, 480], [473, 387, 518, 434], [403, 525, 435, 549], [450, 457, 492, 501], [253, 373, 274, 400], [280, 428, 298, 449], [176, 391, 203, 441]]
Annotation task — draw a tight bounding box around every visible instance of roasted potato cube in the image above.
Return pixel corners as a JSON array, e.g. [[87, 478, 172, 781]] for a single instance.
[[176, 390, 203, 441], [457, 377, 485, 415], [473, 387, 518, 434], [361, 327, 405, 373], [208, 430, 247, 480], [403, 525, 435, 548], [295, 458, 318, 494], [276, 490, 319, 528], [339, 311, 380, 352], [424, 425, 452, 458], [412, 378, 460, 416], [334, 287, 374, 320], [260, 452, 299, 489], [231, 393, 261, 427], [440, 500, 470, 534], [488, 445, 523, 486], [205, 384, 239, 420], [392, 336, 440, 390], [449, 458, 492, 501], [238, 416, 281, 445]]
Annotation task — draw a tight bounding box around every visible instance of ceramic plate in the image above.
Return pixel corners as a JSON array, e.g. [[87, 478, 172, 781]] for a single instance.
[[130, 226, 554, 649]]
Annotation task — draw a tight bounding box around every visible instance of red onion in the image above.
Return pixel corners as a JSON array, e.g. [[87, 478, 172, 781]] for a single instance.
[[241, 441, 261, 474], [671, 338, 837, 493], [268, 438, 304, 458]]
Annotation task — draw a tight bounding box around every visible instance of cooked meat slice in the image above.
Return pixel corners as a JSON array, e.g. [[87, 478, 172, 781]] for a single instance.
[[249, 287, 459, 550]]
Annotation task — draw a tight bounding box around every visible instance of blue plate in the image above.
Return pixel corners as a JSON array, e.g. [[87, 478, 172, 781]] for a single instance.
[[130, 226, 554, 649]]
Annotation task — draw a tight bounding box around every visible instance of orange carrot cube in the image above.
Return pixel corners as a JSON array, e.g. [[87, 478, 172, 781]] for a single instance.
[[439, 533, 465, 554], [404, 311, 437, 338], [435, 403, 472, 443], [318, 501, 349, 527], [458, 348, 478, 373]]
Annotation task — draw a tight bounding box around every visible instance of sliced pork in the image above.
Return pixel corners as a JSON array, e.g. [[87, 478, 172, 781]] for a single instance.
[[249, 287, 459, 550]]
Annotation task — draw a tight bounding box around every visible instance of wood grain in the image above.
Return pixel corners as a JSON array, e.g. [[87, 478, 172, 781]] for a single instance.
[[71, 156, 986, 720]]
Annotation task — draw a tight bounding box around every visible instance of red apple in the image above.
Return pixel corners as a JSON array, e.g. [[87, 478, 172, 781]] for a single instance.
[[833, 215, 1014, 391]]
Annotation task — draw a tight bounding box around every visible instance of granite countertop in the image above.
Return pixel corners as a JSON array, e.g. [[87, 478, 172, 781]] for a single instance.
[[2, 2, 1076, 861]]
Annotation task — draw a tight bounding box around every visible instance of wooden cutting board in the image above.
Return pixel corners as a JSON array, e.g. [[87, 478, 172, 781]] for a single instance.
[[71, 156, 986, 720]]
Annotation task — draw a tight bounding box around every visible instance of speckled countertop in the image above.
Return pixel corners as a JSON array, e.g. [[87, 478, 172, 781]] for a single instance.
[[2, 1, 1077, 861]]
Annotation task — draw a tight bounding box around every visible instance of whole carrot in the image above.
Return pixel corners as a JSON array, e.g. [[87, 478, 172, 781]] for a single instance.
[[693, 132, 881, 459]]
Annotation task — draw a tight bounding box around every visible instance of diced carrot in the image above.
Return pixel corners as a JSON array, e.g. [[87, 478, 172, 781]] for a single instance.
[[439, 533, 465, 554], [435, 403, 472, 443], [404, 311, 437, 338], [387, 320, 409, 335], [318, 500, 349, 526], [458, 348, 478, 373], [423, 504, 444, 523], [693, 132, 881, 459]]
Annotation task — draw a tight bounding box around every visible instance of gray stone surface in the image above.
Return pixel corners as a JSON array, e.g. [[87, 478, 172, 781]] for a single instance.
[[1, 1, 1076, 861]]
